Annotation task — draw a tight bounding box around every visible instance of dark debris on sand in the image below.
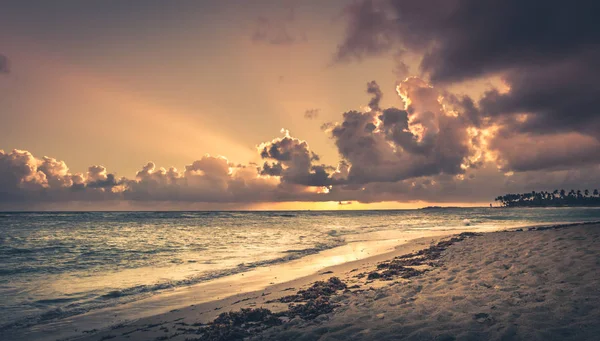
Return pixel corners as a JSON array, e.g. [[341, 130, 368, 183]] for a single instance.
[[364, 232, 481, 281], [166, 232, 482, 340], [183, 308, 281, 341], [271, 277, 347, 303], [183, 277, 347, 341], [285, 296, 336, 320]]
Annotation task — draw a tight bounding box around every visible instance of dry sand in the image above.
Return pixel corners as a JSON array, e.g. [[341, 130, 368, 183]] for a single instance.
[[76, 223, 600, 341]]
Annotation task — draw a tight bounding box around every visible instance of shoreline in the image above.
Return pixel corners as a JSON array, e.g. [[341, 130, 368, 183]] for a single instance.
[[11, 229, 458, 341], [8, 221, 600, 341], [73, 234, 452, 341]]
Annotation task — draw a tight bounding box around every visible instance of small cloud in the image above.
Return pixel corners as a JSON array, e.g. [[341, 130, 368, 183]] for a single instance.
[[252, 17, 296, 45], [0, 54, 9, 73], [304, 108, 320, 119], [251, 4, 307, 46], [320, 122, 336, 132]]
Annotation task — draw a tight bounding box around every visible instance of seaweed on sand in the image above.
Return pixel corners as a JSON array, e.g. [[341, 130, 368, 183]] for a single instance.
[[285, 297, 336, 320], [186, 308, 282, 341], [273, 277, 347, 303], [366, 232, 481, 281], [186, 278, 348, 341]]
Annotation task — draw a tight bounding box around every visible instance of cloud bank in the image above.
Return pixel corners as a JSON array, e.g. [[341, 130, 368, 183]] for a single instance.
[[3, 78, 600, 208]]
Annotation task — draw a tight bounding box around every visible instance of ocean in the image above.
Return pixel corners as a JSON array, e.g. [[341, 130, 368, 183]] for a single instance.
[[2, 208, 600, 337]]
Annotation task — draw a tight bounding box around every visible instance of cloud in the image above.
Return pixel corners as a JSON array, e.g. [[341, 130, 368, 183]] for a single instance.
[[490, 132, 600, 172], [320, 122, 336, 132], [334, 0, 600, 176], [392, 50, 409, 79], [328, 79, 477, 184], [366, 80, 382, 110], [3, 76, 600, 208], [85, 165, 120, 189], [123, 155, 286, 203], [336, 0, 597, 79], [0, 149, 119, 203], [333, 0, 396, 62], [3, 143, 600, 209], [258, 134, 333, 186], [477, 55, 600, 137], [0, 54, 8, 73], [260, 161, 283, 176], [251, 5, 306, 46], [0, 149, 293, 205], [304, 108, 320, 119]]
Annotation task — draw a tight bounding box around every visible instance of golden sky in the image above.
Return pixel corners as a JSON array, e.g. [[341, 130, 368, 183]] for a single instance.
[[1, 1, 598, 210]]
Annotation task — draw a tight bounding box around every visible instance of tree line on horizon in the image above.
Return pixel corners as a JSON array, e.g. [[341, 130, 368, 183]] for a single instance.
[[495, 189, 600, 207]]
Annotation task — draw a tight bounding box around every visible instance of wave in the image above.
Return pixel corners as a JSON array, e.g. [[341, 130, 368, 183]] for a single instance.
[[99, 239, 345, 301], [0, 238, 346, 333], [0, 247, 34, 255], [270, 213, 296, 218]]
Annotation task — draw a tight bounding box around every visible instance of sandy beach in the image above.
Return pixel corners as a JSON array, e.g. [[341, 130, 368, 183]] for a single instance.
[[66, 222, 600, 341]]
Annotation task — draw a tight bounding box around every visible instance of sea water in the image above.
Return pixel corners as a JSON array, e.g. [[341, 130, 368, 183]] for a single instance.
[[2, 208, 600, 335]]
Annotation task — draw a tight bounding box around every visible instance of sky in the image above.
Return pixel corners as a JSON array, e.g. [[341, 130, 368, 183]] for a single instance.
[[0, 0, 599, 210]]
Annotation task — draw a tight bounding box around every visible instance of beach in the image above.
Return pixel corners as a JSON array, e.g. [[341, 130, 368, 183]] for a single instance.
[[4, 1, 599, 340], [9, 209, 597, 341], [69, 222, 600, 341]]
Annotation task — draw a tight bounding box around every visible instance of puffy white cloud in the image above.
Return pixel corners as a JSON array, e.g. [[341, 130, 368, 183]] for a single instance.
[[0, 149, 48, 192]]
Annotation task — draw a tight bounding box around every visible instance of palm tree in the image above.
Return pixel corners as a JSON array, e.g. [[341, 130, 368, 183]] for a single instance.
[[495, 196, 504, 206], [585, 189, 590, 197], [594, 189, 599, 197], [560, 189, 566, 198]]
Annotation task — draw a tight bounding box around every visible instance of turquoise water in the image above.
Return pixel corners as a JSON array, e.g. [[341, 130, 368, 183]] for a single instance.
[[1, 208, 600, 333]]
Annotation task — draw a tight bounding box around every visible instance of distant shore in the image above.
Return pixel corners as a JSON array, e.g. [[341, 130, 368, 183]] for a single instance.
[[66, 221, 600, 341]]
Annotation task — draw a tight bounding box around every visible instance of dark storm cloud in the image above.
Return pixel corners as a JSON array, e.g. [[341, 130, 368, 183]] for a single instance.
[[0, 54, 8, 73], [478, 53, 600, 136], [336, 0, 600, 171], [337, 0, 598, 81], [333, 0, 396, 62]]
